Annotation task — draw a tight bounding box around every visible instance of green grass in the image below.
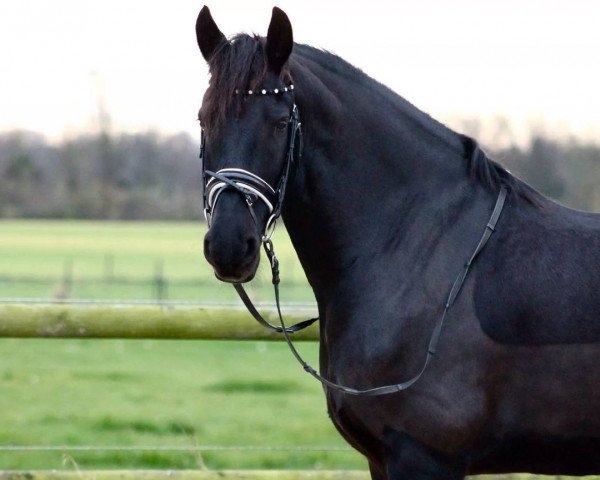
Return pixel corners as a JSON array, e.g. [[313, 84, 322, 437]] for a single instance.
[[0, 220, 312, 301], [0, 338, 364, 470], [0, 220, 339, 470]]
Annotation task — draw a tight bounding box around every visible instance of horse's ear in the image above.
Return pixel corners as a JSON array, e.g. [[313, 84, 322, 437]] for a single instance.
[[265, 7, 293, 74], [196, 6, 226, 62]]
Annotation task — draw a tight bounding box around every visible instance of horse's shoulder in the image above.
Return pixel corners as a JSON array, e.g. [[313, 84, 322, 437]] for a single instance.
[[474, 197, 600, 345]]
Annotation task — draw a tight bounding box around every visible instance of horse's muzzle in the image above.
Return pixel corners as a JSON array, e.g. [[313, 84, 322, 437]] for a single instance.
[[203, 224, 261, 283]]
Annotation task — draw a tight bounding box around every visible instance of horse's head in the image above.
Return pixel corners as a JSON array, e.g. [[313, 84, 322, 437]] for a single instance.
[[196, 6, 298, 283]]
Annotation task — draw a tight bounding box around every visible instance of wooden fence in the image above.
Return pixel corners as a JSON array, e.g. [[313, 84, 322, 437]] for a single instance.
[[0, 304, 318, 341]]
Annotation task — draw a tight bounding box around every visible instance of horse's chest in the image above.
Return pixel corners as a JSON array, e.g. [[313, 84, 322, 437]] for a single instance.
[[325, 391, 387, 459]]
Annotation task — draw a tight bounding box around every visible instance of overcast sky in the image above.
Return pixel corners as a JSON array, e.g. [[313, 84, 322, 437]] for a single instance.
[[1, 0, 599, 145]]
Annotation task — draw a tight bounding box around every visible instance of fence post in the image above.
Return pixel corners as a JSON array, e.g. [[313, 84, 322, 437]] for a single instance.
[[153, 259, 167, 301], [61, 258, 73, 299]]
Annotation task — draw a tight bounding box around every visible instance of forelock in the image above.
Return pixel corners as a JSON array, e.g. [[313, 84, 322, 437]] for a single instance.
[[200, 34, 266, 133], [199, 34, 292, 134]]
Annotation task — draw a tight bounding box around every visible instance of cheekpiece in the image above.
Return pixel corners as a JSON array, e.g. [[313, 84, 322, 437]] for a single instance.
[[235, 84, 294, 96]]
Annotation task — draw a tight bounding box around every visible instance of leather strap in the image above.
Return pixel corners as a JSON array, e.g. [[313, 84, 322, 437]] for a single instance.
[[272, 186, 508, 395], [234, 283, 319, 334], [233, 240, 318, 334]]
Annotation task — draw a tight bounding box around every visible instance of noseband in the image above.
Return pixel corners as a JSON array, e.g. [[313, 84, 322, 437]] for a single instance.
[[200, 83, 508, 396]]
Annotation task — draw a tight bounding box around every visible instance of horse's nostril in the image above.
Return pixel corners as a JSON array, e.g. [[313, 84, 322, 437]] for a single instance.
[[204, 237, 211, 257], [245, 237, 258, 257]]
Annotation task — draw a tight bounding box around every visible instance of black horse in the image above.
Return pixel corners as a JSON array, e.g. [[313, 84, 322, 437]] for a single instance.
[[195, 6, 600, 479]]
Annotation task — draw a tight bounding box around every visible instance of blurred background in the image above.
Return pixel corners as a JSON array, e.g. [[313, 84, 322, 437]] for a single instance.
[[2, 0, 600, 220], [0, 0, 599, 472], [1, 0, 599, 301]]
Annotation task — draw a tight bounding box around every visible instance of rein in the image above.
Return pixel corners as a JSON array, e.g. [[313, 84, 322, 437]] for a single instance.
[[200, 84, 508, 395], [278, 186, 507, 395]]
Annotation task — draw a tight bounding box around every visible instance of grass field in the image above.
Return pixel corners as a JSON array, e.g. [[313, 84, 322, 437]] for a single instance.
[[0, 220, 312, 301], [0, 337, 365, 470], [0, 220, 338, 470]]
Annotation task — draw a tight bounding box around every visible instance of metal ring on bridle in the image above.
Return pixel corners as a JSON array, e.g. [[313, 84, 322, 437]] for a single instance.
[[263, 215, 278, 241]]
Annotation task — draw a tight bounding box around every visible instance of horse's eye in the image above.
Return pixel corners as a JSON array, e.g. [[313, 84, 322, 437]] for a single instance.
[[275, 119, 289, 132]]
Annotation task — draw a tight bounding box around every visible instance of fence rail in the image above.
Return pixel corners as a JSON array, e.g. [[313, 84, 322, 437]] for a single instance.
[[0, 472, 595, 480], [0, 445, 352, 453], [0, 471, 369, 479], [0, 256, 308, 301], [0, 304, 318, 340]]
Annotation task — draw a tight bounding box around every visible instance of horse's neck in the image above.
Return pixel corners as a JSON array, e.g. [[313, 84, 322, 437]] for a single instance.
[[283, 63, 478, 297]]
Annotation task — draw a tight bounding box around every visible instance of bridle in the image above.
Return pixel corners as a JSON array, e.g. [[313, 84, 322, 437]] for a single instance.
[[202, 86, 301, 240], [200, 83, 508, 396], [201, 84, 315, 334]]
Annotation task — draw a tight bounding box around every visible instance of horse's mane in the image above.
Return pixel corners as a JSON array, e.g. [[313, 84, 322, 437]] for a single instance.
[[200, 34, 537, 204], [291, 44, 538, 204], [461, 134, 539, 204]]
